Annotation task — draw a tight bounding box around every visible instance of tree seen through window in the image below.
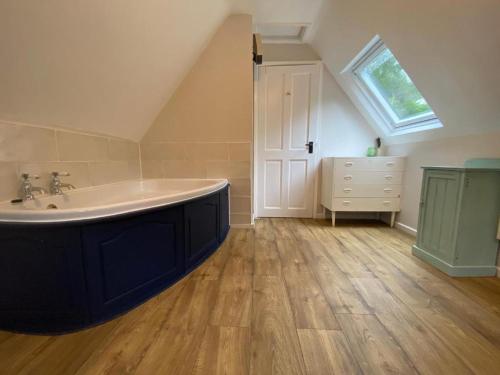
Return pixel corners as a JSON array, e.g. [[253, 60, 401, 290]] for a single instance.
[[363, 49, 432, 120]]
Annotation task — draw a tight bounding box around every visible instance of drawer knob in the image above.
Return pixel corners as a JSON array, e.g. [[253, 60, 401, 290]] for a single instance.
[[342, 201, 351, 206], [345, 162, 353, 167], [343, 188, 352, 193], [344, 175, 353, 181], [385, 175, 393, 180], [386, 162, 395, 167], [384, 188, 393, 192], [383, 201, 391, 205]]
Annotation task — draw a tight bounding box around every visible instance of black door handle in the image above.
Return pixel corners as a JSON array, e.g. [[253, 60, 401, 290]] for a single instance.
[[306, 141, 314, 154]]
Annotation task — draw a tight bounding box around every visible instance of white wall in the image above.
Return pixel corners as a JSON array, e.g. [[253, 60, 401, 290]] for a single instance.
[[0, 1, 249, 141], [387, 130, 500, 231], [309, 0, 500, 144], [319, 69, 377, 158]]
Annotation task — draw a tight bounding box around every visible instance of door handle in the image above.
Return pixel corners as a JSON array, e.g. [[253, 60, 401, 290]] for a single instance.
[[305, 141, 314, 154]]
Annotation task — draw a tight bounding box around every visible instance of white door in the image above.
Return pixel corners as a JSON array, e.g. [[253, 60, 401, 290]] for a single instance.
[[256, 64, 320, 218]]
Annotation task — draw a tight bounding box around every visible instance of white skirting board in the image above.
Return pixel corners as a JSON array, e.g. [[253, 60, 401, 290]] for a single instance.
[[395, 221, 417, 237]]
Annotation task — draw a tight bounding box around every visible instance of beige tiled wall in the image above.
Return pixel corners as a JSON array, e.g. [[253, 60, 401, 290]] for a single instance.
[[0, 121, 140, 202], [141, 141, 252, 225], [141, 15, 253, 225]]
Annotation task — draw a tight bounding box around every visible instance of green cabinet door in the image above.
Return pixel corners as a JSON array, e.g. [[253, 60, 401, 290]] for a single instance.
[[417, 170, 462, 264], [413, 166, 500, 277]]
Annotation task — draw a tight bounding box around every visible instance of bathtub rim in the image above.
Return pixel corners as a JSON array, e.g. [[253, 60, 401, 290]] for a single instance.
[[0, 178, 229, 224]]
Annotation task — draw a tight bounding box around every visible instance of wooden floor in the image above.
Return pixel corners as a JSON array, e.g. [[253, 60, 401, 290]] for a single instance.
[[2, 218, 500, 374]]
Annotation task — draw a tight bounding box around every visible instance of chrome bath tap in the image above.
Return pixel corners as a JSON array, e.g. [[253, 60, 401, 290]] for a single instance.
[[50, 171, 76, 195], [20, 173, 47, 200]]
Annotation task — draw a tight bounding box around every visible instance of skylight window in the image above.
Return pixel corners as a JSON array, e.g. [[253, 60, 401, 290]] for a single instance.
[[348, 37, 442, 134]]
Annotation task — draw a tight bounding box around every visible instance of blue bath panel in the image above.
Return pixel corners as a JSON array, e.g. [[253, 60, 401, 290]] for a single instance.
[[0, 184, 230, 334]]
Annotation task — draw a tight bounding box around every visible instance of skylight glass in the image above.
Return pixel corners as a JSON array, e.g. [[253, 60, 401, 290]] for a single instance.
[[349, 38, 442, 133], [359, 48, 432, 122]]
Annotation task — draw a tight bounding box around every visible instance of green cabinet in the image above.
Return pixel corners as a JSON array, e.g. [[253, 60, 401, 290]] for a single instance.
[[412, 167, 500, 277]]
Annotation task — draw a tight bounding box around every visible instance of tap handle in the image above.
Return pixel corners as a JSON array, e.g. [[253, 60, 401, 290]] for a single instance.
[[51, 171, 70, 177], [21, 173, 39, 181]]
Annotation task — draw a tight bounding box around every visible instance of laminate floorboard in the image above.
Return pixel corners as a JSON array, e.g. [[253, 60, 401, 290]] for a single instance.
[[1, 219, 499, 374]]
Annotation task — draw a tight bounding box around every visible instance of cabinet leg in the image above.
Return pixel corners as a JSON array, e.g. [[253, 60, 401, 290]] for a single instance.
[[331, 211, 336, 227], [390, 212, 396, 228]]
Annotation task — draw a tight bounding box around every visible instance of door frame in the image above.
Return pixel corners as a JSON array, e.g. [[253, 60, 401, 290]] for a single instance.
[[253, 61, 323, 221]]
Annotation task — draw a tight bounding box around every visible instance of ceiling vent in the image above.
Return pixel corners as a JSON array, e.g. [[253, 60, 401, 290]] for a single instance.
[[254, 23, 309, 44]]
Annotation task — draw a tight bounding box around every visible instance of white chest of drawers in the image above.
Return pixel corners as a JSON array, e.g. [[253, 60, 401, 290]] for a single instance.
[[321, 157, 406, 226]]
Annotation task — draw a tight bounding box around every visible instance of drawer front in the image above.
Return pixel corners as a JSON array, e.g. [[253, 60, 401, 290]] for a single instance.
[[334, 184, 402, 198], [334, 170, 403, 185], [332, 198, 401, 212], [368, 158, 405, 171], [334, 158, 369, 171], [334, 157, 405, 173]]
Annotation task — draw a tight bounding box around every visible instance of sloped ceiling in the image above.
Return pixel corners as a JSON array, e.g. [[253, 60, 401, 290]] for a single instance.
[[0, 0, 250, 141], [309, 0, 500, 144], [4, 0, 497, 145]]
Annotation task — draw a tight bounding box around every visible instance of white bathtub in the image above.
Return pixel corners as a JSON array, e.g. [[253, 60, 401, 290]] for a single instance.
[[0, 178, 228, 223]]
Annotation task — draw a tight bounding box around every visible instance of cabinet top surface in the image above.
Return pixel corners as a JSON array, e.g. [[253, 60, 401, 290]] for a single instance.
[[422, 166, 500, 172], [323, 156, 405, 160]]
